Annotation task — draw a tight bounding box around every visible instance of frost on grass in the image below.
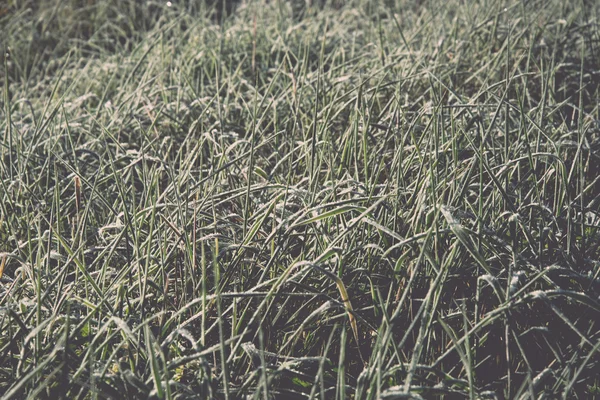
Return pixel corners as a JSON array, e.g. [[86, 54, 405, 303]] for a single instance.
[[1, 0, 600, 399]]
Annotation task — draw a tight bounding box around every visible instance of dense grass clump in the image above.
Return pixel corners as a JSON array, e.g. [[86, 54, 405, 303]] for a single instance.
[[1, 0, 600, 398]]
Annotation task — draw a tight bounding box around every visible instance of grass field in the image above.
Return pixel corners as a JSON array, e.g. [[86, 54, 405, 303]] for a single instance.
[[1, 0, 600, 398]]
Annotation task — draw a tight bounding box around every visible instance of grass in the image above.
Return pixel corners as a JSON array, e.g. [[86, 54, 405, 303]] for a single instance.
[[1, 0, 600, 398]]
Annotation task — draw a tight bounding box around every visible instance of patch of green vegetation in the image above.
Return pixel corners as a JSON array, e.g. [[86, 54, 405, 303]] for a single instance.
[[1, 0, 600, 398]]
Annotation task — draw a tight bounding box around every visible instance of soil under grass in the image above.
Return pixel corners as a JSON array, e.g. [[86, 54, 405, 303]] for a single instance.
[[1, 0, 600, 399]]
